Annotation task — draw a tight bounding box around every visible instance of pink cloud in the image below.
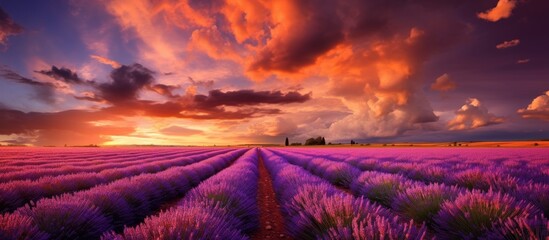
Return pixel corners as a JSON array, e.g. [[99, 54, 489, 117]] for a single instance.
[[90, 55, 121, 68], [496, 39, 520, 49], [431, 73, 457, 92], [478, 0, 517, 22]]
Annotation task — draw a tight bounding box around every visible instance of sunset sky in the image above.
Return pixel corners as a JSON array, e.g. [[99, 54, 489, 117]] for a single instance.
[[0, 0, 548, 146]]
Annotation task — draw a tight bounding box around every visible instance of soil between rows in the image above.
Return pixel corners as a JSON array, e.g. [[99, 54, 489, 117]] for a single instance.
[[251, 153, 289, 240]]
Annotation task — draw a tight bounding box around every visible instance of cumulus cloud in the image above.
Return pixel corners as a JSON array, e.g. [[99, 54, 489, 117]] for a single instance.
[[90, 55, 121, 68], [96, 0, 475, 140], [98, 63, 155, 103], [496, 39, 520, 49], [159, 126, 203, 136], [517, 90, 549, 121], [248, 0, 345, 73], [478, 0, 517, 22], [0, 7, 23, 48], [247, 117, 298, 137], [431, 73, 457, 92], [448, 98, 504, 130]]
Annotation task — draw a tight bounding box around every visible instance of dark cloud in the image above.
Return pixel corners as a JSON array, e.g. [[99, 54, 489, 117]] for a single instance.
[[179, 107, 281, 120], [35, 66, 86, 84], [0, 7, 23, 47], [0, 108, 132, 146], [98, 63, 155, 103], [68, 63, 305, 120], [194, 89, 312, 108], [0, 66, 54, 87], [103, 100, 282, 120], [249, 0, 345, 72], [0, 65, 56, 103]]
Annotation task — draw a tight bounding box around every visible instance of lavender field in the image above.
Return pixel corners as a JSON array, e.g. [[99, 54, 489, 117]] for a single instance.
[[0, 147, 548, 239]]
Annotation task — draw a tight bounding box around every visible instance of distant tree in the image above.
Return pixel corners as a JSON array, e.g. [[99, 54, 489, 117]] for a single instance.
[[350, 140, 356, 145], [285, 137, 289, 146], [305, 136, 324, 145], [321, 137, 326, 145]]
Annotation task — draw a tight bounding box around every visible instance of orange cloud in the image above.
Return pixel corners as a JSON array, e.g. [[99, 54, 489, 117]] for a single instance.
[[496, 39, 520, 49], [104, 0, 189, 71], [431, 73, 457, 92], [448, 98, 504, 130], [478, 0, 517, 22], [517, 90, 549, 121], [221, 0, 271, 44], [188, 26, 242, 62], [90, 55, 121, 68]]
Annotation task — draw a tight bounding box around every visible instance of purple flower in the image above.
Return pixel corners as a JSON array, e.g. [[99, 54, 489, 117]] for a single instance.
[[433, 190, 542, 239], [392, 183, 462, 225], [351, 171, 419, 207], [0, 213, 48, 240], [16, 195, 111, 239], [481, 215, 548, 240]]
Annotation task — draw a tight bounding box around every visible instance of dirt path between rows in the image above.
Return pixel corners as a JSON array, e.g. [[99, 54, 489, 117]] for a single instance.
[[251, 154, 290, 240]]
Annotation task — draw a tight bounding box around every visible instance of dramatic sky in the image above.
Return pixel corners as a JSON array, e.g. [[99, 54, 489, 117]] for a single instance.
[[0, 0, 548, 146]]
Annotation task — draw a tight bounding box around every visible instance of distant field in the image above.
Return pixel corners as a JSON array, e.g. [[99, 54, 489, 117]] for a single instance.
[[0, 147, 548, 239]]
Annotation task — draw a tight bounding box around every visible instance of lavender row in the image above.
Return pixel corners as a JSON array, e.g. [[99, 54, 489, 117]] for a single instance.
[[104, 148, 260, 239], [281, 148, 549, 184], [353, 170, 549, 238], [0, 149, 247, 240], [0, 148, 229, 182], [273, 149, 549, 217], [277, 148, 549, 206], [0, 148, 158, 166], [260, 148, 427, 239], [269, 149, 360, 188], [351, 170, 549, 237], [0, 148, 233, 213], [0, 148, 211, 173], [270, 149, 549, 238]]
